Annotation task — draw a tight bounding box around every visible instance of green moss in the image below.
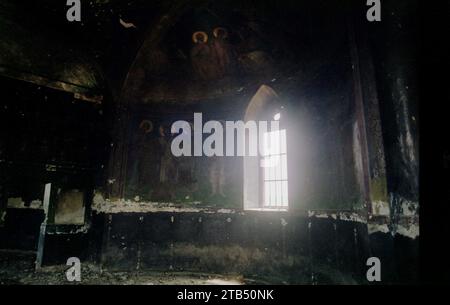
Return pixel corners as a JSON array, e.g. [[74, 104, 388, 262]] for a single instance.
[[370, 177, 388, 202]]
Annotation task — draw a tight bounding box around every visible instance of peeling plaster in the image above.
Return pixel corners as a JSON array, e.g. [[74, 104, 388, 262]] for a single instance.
[[367, 216, 419, 239], [93, 193, 419, 239], [92, 193, 236, 214], [400, 200, 418, 217], [46, 224, 90, 235], [7, 198, 43, 209], [308, 210, 366, 223], [396, 222, 419, 239], [368, 223, 390, 234], [371, 200, 390, 216]]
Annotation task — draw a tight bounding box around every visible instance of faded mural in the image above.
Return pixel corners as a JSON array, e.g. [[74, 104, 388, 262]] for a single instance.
[[115, 5, 359, 211], [124, 116, 242, 208]]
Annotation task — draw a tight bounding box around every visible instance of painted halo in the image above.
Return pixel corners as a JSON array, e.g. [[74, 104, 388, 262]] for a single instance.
[[192, 31, 208, 43], [213, 27, 228, 39], [139, 120, 153, 133]]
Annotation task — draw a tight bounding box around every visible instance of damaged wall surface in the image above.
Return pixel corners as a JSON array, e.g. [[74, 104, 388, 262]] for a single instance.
[[0, 0, 420, 285]]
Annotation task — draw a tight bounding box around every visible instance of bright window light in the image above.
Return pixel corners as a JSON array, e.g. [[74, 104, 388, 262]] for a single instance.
[[261, 129, 288, 208]]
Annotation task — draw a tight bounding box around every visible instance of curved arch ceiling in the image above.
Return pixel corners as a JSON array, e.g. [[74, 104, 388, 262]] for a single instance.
[[121, 2, 310, 106]]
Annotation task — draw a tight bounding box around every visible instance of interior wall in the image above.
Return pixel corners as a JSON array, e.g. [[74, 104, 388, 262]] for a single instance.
[[0, 0, 420, 284], [105, 0, 363, 212]]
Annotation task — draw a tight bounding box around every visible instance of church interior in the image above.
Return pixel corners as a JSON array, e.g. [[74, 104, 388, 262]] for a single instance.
[[0, 0, 420, 285]]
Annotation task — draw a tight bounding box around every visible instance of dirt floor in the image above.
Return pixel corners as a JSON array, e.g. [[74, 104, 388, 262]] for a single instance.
[[0, 250, 259, 285], [0, 249, 360, 285]]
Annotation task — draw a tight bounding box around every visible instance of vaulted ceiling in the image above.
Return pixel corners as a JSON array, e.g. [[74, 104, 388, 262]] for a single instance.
[[0, 0, 350, 109]]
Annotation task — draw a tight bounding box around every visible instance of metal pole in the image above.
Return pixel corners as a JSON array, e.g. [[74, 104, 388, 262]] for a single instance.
[[35, 183, 51, 271]]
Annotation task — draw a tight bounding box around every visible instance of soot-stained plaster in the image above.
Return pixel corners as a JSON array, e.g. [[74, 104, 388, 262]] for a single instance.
[[0, 0, 421, 284]]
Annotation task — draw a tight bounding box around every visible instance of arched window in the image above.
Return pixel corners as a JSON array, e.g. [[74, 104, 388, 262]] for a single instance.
[[260, 122, 288, 208], [243, 85, 288, 211]]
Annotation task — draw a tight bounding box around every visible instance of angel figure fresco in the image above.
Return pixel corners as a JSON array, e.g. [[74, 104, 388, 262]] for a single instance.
[[212, 27, 234, 76], [190, 31, 216, 80]]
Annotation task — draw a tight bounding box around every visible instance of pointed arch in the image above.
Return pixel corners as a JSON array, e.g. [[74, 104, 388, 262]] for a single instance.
[[243, 85, 288, 210]]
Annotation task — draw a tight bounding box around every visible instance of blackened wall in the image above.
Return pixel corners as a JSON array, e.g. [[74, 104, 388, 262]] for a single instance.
[[97, 210, 417, 284], [366, 0, 419, 208]]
